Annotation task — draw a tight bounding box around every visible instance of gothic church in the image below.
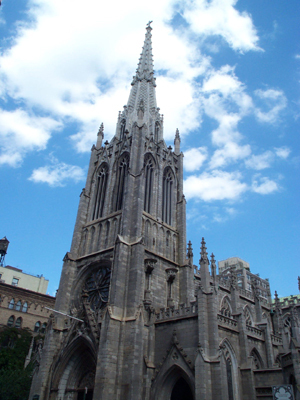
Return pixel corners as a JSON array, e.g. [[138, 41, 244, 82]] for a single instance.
[[30, 24, 300, 400]]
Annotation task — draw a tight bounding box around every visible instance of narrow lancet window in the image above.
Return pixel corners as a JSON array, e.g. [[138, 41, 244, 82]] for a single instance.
[[144, 154, 154, 214], [114, 153, 130, 211], [93, 163, 108, 220], [162, 167, 173, 225]]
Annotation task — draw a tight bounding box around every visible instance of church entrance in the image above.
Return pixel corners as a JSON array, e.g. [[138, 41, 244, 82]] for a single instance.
[[170, 377, 194, 400]]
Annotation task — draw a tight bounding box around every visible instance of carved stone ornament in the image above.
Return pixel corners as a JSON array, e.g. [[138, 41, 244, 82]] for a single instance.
[[144, 258, 157, 275], [84, 267, 111, 311], [166, 267, 177, 283]]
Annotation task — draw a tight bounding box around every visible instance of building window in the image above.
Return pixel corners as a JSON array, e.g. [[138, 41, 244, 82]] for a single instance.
[[12, 278, 19, 286], [114, 153, 130, 211], [22, 302, 28, 313], [92, 163, 109, 220], [41, 322, 47, 334], [226, 358, 234, 400], [144, 154, 154, 214], [7, 316, 15, 327], [8, 298, 15, 309], [15, 317, 22, 328], [34, 321, 41, 333], [15, 300, 22, 311], [162, 167, 173, 225]]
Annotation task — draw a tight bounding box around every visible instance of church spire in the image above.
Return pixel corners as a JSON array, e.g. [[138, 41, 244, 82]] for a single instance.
[[126, 22, 158, 122], [136, 21, 154, 77]]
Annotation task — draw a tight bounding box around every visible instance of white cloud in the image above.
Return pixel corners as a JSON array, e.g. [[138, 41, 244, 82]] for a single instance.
[[209, 142, 251, 168], [245, 151, 274, 170], [254, 89, 287, 124], [184, 147, 208, 171], [251, 175, 279, 194], [274, 147, 291, 159], [184, 170, 247, 201], [182, 0, 261, 52], [0, 108, 61, 167], [29, 158, 85, 187], [0, 0, 262, 159]]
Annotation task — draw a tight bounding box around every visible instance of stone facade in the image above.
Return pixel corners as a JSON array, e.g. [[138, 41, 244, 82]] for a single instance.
[[29, 24, 300, 400]]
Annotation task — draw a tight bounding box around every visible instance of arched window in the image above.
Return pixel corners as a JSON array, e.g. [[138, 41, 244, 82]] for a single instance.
[[114, 153, 130, 211], [120, 119, 126, 141], [93, 163, 109, 220], [8, 298, 15, 310], [7, 316, 15, 327], [221, 297, 232, 318], [144, 154, 154, 214], [41, 322, 47, 334], [15, 300, 22, 311], [34, 321, 41, 333], [250, 348, 263, 369], [162, 167, 174, 225], [226, 358, 234, 400], [15, 317, 22, 328], [22, 302, 28, 313], [244, 306, 253, 326]]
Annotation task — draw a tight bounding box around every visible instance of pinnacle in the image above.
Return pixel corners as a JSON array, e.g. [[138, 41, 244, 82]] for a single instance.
[[200, 237, 209, 265], [187, 240, 193, 257], [97, 123, 104, 137]]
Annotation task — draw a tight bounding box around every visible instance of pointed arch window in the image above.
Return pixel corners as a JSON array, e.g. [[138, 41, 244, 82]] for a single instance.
[[244, 307, 253, 326], [144, 154, 154, 214], [114, 153, 130, 211], [15, 300, 22, 311], [41, 322, 47, 334], [34, 321, 41, 333], [7, 316, 15, 327], [15, 317, 22, 328], [226, 358, 234, 400], [221, 297, 232, 318], [93, 163, 109, 220], [22, 302, 28, 313], [8, 298, 15, 309], [250, 348, 263, 369], [162, 167, 174, 225]]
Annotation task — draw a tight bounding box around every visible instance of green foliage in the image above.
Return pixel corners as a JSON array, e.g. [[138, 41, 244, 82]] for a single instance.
[[0, 368, 33, 400], [0, 327, 34, 400]]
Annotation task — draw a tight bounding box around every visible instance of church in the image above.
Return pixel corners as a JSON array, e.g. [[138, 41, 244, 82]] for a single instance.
[[29, 23, 300, 400]]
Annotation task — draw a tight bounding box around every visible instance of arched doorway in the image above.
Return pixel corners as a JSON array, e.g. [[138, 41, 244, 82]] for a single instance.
[[171, 377, 194, 400], [51, 337, 96, 400]]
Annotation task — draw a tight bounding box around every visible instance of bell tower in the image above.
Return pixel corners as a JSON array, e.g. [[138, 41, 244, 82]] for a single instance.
[[30, 23, 194, 400]]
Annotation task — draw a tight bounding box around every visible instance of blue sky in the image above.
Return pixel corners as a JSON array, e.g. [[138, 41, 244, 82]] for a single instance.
[[0, 0, 299, 297]]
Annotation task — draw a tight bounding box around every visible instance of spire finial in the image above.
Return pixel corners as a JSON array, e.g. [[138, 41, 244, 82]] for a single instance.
[[200, 237, 209, 265], [96, 123, 104, 148], [174, 128, 181, 155]]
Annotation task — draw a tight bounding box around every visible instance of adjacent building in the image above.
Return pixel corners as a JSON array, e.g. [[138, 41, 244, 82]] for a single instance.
[[0, 263, 55, 334], [29, 24, 300, 400]]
